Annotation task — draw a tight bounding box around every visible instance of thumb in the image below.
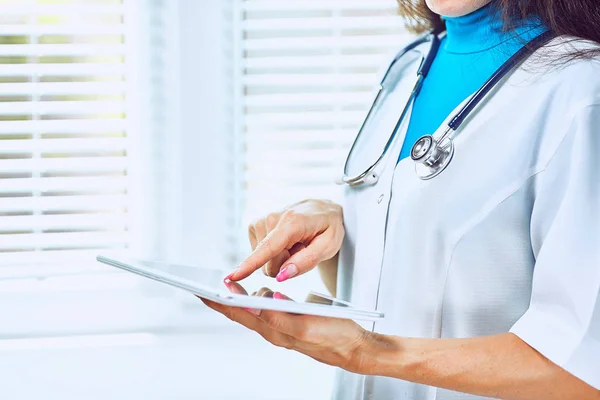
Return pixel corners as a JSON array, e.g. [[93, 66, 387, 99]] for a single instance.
[[275, 234, 330, 282]]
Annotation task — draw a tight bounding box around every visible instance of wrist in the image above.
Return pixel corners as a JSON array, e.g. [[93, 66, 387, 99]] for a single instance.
[[351, 331, 408, 377]]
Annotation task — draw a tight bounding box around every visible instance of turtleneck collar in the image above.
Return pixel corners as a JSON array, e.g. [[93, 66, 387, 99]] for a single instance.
[[442, 3, 546, 54]]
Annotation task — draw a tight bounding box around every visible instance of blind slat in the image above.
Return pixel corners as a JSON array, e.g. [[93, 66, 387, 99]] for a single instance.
[[241, 0, 398, 11], [0, 195, 128, 212], [0, 44, 125, 56], [0, 177, 128, 192], [0, 25, 126, 36], [0, 82, 126, 96], [0, 138, 127, 153], [243, 35, 405, 50], [243, 16, 403, 30], [0, 157, 127, 173], [246, 130, 355, 145], [244, 54, 384, 69], [1, 213, 129, 231], [243, 73, 374, 86], [0, 231, 129, 250], [246, 149, 347, 163], [0, 4, 123, 14], [245, 111, 364, 125], [0, 120, 126, 134], [0, 101, 126, 115], [0, 63, 126, 77]]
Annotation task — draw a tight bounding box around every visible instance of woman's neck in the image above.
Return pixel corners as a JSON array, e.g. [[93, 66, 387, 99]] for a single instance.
[[442, 4, 544, 54]]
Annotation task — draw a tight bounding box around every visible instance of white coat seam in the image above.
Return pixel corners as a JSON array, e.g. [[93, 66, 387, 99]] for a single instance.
[[435, 168, 545, 338], [435, 103, 600, 340], [447, 102, 600, 248], [525, 102, 600, 356], [528, 102, 600, 247]]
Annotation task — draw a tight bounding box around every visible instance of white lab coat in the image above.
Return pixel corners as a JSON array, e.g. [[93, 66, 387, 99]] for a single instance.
[[332, 37, 600, 400]]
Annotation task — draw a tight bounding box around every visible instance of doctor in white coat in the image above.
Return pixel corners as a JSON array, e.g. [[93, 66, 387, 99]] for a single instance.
[[203, 0, 600, 399]]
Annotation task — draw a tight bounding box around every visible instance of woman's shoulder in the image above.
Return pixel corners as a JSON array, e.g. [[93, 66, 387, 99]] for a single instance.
[[537, 36, 600, 106], [506, 37, 600, 167], [511, 36, 600, 129], [552, 36, 600, 73]]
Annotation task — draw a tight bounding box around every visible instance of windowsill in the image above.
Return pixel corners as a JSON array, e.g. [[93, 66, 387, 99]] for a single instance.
[[0, 329, 335, 400]]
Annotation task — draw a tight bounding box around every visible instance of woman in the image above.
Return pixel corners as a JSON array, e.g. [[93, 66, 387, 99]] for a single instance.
[[204, 0, 600, 399]]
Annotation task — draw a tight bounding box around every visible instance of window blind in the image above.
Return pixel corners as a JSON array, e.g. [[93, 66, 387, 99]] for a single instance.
[[237, 0, 410, 226], [0, 0, 134, 279]]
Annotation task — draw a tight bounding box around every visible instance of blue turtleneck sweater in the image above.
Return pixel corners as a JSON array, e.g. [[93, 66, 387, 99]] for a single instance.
[[398, 4, 547, 160]]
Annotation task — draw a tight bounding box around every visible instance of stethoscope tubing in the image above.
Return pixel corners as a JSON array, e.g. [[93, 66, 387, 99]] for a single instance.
[[339, 29, 556, 185], [447, 29, 556, 132], [339, 32, 440, 186]]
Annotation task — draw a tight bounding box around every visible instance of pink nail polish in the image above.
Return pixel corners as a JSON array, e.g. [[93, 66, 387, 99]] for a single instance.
[[224, 268, 239, 282], [276, 264, 298, 282], [273, 292, 285, 300], [244, 308, 261, 316]]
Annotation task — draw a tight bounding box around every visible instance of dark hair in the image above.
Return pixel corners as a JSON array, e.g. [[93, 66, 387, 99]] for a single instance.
[[397, 0, 600, 59]]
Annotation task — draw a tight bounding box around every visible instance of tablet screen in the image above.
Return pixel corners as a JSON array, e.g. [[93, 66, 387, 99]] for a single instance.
[[130, 259, 353, 308]]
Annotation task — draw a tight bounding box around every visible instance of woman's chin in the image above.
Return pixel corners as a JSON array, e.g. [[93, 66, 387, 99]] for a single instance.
[[425, 0, 491, 17]]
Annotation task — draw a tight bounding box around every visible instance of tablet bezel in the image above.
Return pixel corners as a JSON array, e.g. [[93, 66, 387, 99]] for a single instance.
[[96, 255, 384, 321]]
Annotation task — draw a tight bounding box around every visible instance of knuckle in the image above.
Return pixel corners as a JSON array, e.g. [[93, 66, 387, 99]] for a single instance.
[[281, 209, 300, 224], [247, 221, 258, 235], [266, 334, 293, 350], [303, 251, 319, 267], [265, 213, 280, 230], [326, 201, 343, 218], [331, 201, 343, 213], [251, 218, 265, 231], [278, 224, 297, 242], [265, 314, 282, 330], [258, 235, 273, 251]]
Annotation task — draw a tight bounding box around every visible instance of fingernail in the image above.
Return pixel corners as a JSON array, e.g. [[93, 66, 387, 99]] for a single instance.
[[276, 264, 298, 282], [244, 308, 261, 316], [273, 292, 285, 300], [224, 268, 239, 282]]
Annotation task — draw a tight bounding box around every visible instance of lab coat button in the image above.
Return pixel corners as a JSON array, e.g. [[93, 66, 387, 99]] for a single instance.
[[377, 194, 384, 204]]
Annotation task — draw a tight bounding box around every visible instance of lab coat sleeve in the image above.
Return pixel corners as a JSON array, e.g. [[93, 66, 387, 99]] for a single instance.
[[510, 104, 600, 389]]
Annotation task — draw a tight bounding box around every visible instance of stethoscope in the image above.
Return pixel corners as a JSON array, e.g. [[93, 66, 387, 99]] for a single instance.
[[338, 29, 555, 185]]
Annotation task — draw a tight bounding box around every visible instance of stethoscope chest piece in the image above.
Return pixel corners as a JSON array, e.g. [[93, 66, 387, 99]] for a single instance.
[[411, 134, 455, 180]]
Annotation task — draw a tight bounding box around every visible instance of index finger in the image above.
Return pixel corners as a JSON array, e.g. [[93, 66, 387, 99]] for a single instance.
[[229, 226, 297, 281]]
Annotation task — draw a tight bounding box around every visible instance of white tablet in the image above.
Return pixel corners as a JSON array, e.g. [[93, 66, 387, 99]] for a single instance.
[[96, 255, 384, 321]]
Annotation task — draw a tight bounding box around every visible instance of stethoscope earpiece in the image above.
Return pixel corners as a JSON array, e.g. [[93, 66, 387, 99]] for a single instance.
[[364, 172, 379, 185], [335, 172, 379, 186]]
